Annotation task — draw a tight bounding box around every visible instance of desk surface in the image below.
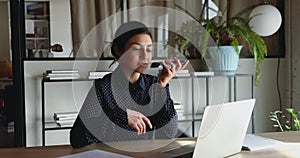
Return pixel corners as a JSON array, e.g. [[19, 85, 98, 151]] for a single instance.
[[0, 131, 300, 158]]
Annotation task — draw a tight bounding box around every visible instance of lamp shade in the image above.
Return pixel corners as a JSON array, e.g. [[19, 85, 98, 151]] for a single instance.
[[249, 4, 282, 37]]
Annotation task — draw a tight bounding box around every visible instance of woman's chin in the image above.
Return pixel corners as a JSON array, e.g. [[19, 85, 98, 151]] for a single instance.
[[135, 66, 147, 73]]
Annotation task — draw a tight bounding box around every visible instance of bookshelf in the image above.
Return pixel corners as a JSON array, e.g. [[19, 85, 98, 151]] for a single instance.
[[25, 2, 50, 58]]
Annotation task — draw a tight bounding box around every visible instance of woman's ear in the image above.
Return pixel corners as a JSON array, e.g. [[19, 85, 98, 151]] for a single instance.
[[113, 45, 122, 58]]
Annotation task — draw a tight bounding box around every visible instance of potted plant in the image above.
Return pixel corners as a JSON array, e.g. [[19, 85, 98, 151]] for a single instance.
[[270, 108, 300, 131], [175, 4, 267, 85]]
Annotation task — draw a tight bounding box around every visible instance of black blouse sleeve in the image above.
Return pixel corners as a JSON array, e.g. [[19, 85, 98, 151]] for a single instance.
[[148, 82, 178, 139], [69, 83, 102, 148], [70, 116, 99, 148]]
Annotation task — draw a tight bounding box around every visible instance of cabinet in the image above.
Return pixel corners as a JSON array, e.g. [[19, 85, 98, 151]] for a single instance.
[[40, 74, 254, 146], [25, 2, 50, 58]]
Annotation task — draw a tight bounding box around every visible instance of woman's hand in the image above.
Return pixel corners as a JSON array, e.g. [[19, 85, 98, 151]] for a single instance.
[[127, 109, 152, 135], [158, 57, 189, 87]]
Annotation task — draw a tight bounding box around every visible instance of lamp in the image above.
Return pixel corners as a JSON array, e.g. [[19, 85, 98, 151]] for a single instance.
[[249, 4, 282, 37]]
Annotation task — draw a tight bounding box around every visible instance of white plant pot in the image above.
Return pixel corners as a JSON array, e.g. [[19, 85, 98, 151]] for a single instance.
[[207, 46, 242, 76]]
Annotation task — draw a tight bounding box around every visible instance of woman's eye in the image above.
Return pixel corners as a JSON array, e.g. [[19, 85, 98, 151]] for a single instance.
[[146, 49, 152, 53], [132, 48, 141, 51]]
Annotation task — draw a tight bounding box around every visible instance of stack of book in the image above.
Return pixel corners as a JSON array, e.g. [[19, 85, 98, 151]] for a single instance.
[[175, 69, 190, 77], [7, 121, 14, 133], [88, 71, 111, 79], [43, 70, 80, 80], [174, 103, 185, 120], [191, 71, 214, 76], [53, 111, 78, 127]]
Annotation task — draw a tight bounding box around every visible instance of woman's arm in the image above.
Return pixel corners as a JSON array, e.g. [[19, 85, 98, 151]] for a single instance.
[[69, 83, 103, 148], [148, 83, 178, 138]]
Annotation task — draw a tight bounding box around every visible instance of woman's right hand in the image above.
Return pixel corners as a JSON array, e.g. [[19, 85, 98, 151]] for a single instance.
[[127, 109, 152, 135]]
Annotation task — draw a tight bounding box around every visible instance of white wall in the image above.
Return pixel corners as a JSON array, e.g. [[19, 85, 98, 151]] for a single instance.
[[49, 0, 73, 57], [290, 0, 300, 110]]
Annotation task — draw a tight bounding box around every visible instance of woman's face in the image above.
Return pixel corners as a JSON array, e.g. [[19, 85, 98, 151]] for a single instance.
[[118, 34, 153, 74]]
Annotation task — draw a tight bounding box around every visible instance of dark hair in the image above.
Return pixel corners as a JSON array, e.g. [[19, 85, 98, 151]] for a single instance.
[[111, 21, 153, 59]]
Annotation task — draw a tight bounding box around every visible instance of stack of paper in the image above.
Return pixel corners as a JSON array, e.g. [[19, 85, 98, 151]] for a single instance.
[[53, 112, 78, 127]]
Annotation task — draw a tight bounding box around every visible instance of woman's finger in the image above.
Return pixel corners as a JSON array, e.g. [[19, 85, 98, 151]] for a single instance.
[[133, 124, 140, 135], [181, 60, 189, 70], [143, 117, 153, 129], [173, 57, 182, 71], [140, 120, 146, 133]]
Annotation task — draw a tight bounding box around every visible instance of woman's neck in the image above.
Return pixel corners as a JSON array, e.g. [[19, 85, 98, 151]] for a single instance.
[[119, 66, 140, 84]]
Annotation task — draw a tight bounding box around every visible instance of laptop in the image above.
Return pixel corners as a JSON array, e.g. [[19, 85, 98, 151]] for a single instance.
[[163, 99, 255, 158]]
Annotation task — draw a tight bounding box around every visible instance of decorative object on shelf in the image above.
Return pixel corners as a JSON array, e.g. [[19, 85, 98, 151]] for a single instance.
[[50, 44, 63, 52], [269, 108, 300, 132], [249, 3, 282, 37]]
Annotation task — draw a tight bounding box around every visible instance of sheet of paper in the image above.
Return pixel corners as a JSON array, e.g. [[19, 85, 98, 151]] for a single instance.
[[242, 134, 283, 151], [58, 149, 132, 158]]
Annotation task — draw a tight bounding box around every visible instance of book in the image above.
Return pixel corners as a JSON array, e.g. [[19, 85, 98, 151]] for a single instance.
[[7, 121, 14, 133], [242, 134, 283, 151], [54, 112, 78, 118], [174, 103, 184, 110], [177, 69, 189, 74], [54, 116, 77, 121], [176, 109, 184, 114], [46, 76, 80, 80], [46, 69, 79, 74], [47, 73, 80, 77], [175, 73, 190, 77], [192, 71, 214, 76], [88, 71, 111, 76], [56, 119, 76, 125], [43, 70, 81, 80]]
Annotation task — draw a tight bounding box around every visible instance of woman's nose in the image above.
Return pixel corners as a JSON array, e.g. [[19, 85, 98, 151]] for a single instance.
[[140, 48, 149, 57]]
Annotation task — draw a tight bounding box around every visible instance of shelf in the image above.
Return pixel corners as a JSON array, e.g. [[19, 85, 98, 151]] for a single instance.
[[42, 78, 94, 82], [26, 37, 48, 40], [25, 18, 49, 22], [178, 114, 203, 122], [41, 73, 254, 146]]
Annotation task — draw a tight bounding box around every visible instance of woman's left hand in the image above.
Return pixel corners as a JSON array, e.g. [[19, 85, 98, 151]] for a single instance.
[[158, 57, 189, 87]]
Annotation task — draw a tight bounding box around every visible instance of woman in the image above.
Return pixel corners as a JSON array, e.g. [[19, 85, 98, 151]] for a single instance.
[[70, 21, 189, 148]]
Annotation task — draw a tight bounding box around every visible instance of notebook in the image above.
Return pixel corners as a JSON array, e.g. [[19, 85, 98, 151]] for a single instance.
[[163, 99, 255, 158]]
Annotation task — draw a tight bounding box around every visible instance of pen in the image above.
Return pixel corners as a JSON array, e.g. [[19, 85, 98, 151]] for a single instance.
[[152, 126, 156, 140]]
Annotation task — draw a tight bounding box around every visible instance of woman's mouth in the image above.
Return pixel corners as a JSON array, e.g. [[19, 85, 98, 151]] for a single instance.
[[139, 62, 149, 67]]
